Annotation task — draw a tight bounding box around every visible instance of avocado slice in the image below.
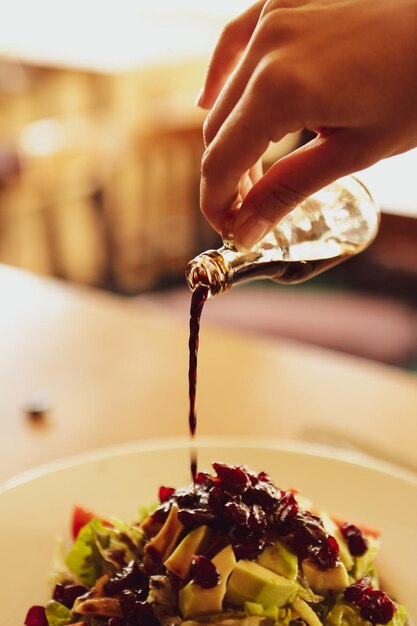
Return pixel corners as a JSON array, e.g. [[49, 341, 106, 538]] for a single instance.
[[179, 544, 236, 619], [225, 560, 298, 609], [302, 559, 349, 594], [144, 505, 183, 565], [257, 541, 298, 580], [292, 597, 323, 626], [164, 525, 211, 580]]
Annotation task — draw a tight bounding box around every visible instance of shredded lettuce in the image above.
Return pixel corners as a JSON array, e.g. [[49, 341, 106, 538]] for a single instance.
[[292, 597, 323, 626], [245, 602, 291, 625], [352, 536, 379, 582], [44, 601, 73, 626], [296, 584, 324, 604], [326, 601, 366, 626]]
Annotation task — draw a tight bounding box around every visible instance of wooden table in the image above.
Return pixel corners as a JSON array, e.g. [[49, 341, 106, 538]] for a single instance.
[[0, 264, 416, 483]]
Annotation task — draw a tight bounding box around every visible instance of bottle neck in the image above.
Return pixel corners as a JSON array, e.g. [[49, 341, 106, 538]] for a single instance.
[[186, 250, 232, 298], [185, 246, 288, 298]]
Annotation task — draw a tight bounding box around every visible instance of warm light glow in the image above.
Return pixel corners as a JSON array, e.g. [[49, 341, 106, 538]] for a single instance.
[[0, 0, 253, 72], [20, 118, 66, 156], [358, 148, 417, 218]]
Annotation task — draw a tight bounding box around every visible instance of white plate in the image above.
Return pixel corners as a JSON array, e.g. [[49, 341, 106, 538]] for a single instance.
[[1, 437, 416, 625]]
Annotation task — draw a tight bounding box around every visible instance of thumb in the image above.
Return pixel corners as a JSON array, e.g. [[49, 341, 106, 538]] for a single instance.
[[231, 130, 377, 251]]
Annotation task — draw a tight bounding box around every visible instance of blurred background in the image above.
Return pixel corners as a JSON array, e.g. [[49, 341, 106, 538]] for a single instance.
[[0, 0, 416, 369]]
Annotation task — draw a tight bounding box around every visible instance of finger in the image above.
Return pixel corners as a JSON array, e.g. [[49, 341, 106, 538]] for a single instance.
[[249, 158, 264, 185], [240, 170, 254, 198], [200, 58, 302, 234], [232, 128, 383, 251], [203, 7, 299, 148], [198, 1, 267, 110]]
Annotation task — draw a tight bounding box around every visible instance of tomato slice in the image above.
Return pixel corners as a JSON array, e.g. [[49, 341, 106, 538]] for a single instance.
[[71, 505, 111, 540]]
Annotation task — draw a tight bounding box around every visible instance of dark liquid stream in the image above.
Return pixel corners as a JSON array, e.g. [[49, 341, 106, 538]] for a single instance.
[[188, 285, 208, 482]]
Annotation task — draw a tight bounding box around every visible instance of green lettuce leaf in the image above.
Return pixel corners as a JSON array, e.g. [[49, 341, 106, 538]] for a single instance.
[[137, 502, 159, 523], [65, 515, 147, 586], [44, 601, 73, 626], [65, 518, 109, 586]]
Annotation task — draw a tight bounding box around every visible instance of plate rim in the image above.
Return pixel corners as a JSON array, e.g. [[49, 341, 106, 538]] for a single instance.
[[2, 435, 417, 494]]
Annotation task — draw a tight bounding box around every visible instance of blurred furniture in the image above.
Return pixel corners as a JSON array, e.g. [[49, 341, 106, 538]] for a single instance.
[[0, 60, 219, 292], [0, 264, 416, 483], [0, 56, 300, 294], [0, 3, 258, 290]]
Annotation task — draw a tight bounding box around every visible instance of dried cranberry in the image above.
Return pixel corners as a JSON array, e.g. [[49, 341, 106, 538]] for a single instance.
[[119, 590, 158, 625], [340, 523, 368, 557], [243, 484, 280, 510], [24, 606, 48, 626], [178, 508, 217, 528], [190, 555, 220, 588], [104, 561, 149, 599], [233, 540, 264, 560], [208, 487, 229, 513], [285, 511, 339, 570], [52, 583, 88, 608], [344, 577, 396, 625], [225, 501, 251, 525], [310, 534, 340, 569], [212, 463, 250, 492], [158, 486, 175, 503], [257, 471, 273, 483], [344, 575, 373, 603], [360, 589, 396, 625], [274, 492, 299, 535], [195, 471, 218, 487], [150, 504, 170, 524], [248, 505, 267, 535], [174, 485, 202, 508]]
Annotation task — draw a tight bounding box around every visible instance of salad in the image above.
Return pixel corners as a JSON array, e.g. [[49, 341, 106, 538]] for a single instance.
[[25, 463, 408, 626]]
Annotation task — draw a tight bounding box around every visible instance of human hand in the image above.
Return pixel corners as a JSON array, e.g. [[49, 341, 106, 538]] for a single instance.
[[198, 0, 417, 250]]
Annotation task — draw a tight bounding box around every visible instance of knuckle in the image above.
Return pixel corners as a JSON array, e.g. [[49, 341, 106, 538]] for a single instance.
[[254, 9, 299, 51], [253, 51, 307, 104], [218, 19, 239, 47], [255, 10, 281, 41], [262, 0, 301, 15], [252, 52, 281, 95], [261, 0, 279, 16]]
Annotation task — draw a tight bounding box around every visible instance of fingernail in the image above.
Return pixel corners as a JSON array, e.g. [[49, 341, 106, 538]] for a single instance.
[[194, 86, 205, 108], [234, 214, 271, 251]]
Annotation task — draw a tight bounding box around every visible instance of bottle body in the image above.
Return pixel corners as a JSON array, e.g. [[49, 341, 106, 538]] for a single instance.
[[186, 176, 379, 298]]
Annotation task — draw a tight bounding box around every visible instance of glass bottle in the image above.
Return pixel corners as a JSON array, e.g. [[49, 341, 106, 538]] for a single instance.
[[186, 176, 379, 298]]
